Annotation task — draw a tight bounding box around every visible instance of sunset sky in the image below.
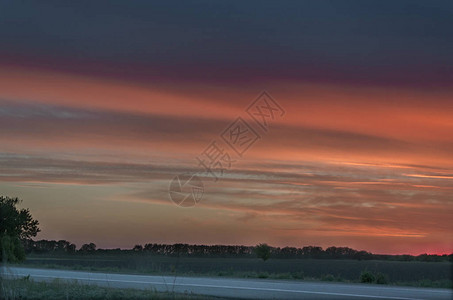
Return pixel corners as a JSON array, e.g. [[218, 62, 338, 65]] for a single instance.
[[1, 1, 452, 255]]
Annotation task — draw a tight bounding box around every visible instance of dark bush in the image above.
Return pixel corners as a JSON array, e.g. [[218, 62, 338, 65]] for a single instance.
[[322, 274, 335, 281], [360, 271, 375, 283], [291, 271, 304, 279], [375, 272, 388, 284]]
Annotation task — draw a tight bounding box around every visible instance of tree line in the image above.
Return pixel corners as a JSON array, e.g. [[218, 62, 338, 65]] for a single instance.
[[21, 239, 453, 262], [2, 196, 451, 263]]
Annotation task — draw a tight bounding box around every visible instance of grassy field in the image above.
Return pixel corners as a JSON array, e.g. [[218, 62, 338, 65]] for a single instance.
[[0, 277, 226, 300], [16, 253, 453, 288]]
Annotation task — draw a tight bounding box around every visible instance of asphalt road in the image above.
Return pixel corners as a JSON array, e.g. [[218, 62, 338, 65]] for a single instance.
[[1, 266, 451, 299]]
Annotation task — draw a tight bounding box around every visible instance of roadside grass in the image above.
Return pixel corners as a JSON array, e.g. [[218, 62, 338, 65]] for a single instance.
[[395, 279, 453, 289], [0, 277, 225, 300]]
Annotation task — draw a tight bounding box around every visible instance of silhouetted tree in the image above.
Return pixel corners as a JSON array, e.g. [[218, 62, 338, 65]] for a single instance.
[[66, 242, 77, 253], [255, 243, 271, 261], [0, 196, 40, 262], [302, 246, 323, 258], [133, 245, 143, 251], [79, 243, 96, 252]]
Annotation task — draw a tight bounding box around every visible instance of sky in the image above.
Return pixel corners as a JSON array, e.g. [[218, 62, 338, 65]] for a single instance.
[[0, 0, 452, 255]]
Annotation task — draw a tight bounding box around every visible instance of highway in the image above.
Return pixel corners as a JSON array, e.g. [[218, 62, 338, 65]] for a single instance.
[[1, 266, 451, 299]]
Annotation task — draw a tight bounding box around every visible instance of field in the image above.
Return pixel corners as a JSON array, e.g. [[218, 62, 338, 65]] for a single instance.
[[17, 253, 453, 288]]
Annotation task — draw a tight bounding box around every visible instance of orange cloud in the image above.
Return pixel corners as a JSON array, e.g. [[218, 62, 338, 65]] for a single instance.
[[1, 64, 452, 255]]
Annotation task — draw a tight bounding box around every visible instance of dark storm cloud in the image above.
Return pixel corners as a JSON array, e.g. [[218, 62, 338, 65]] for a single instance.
[[0, 0, 452, 87]]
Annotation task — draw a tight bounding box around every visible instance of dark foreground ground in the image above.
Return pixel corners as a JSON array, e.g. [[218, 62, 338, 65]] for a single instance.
[[2, 267, 452, 300], [15, 253, 453, 288]]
